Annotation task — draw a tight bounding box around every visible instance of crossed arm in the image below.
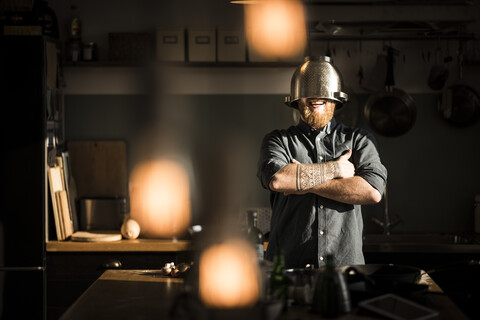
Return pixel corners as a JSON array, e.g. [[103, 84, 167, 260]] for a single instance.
[[268, 149, 382, 205]]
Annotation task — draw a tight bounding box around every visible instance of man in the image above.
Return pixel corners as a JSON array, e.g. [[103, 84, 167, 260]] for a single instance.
[[257, 56, 387, 268]]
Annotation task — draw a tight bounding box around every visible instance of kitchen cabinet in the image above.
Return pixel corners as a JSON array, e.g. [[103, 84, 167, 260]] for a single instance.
[[45, 240, 193, 319], [0, 35, 61, 319]]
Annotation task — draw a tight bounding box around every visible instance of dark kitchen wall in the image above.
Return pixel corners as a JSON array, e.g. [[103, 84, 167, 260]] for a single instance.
[[64, 93, 480, 234], [52, 0, 480, 234]]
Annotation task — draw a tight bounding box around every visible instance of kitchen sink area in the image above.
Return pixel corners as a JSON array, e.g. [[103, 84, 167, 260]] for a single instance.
[[363, 233, 480, 319], [363, 233, 480, 253]]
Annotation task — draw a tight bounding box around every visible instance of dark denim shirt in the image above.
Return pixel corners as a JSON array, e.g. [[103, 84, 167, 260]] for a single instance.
[[257, 119, 387, 268]]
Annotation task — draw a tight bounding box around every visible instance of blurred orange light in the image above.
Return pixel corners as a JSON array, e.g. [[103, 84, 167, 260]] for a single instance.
[[129, 160, 191, 238], [199, 238, 261, 308], [245, 0, 307, 59]]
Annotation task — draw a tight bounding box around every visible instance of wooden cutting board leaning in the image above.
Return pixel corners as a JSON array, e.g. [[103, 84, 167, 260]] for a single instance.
[[67, 140, 127, 242]]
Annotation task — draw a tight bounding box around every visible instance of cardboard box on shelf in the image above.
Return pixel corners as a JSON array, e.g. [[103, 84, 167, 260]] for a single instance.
[[217, 28, 246, 62], [156, 27, 185, 62], [188, 27, 216, 62]]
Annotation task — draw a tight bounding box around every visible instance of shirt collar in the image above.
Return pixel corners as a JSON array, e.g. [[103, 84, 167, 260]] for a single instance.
[[298, 118, 337, 136]]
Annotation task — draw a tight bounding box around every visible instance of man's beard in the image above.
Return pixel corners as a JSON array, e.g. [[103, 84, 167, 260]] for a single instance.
[[299, 103, 335, 130]]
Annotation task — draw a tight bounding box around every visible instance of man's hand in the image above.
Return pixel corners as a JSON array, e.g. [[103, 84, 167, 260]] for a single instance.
[[334, 149, 355, 178]]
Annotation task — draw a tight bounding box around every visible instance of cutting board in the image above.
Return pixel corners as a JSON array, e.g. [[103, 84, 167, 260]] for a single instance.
[[67, 141, 127, 199], [71, 231, 122, 242]]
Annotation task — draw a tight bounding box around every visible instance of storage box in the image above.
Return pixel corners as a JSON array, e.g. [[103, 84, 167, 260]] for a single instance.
[[188, 27, 216, 62], [156, 27, 185, 62], [217, 28, 246, 62], [108, 32, 153, 62]]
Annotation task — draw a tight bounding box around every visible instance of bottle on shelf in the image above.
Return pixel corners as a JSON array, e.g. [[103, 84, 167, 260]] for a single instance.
[[247, 210, 264, 261], [475, 195, 480, 233], [69, 5, 81, 40], [66, 5, 81, 62], [33, 0, 59, 39]]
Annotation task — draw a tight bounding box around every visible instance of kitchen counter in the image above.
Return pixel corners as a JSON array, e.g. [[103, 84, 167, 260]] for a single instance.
[[46, 239, 192, 252], [46, 233, 480, 253], [59, 267, 468, 320], [46, 239, 193, 319], [363, 233, 480, 253]]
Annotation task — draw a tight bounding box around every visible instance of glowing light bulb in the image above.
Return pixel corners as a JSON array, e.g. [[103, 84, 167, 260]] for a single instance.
[[129, 160, 191, 238], [245, 0, 307, 59], [199, 238, 261, 308]]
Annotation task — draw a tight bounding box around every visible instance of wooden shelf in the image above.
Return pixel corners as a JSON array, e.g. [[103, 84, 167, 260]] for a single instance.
[[305, 0, 474, 5], [46, 239, 192, 252], [308, 32, 478, 41], [62, 60, 301, 68]]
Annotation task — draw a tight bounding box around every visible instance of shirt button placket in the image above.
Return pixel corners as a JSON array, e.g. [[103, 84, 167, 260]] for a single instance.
[[318, 203, 326, 266], [315, 135, 324, 163], [316, 133, 327, 266]]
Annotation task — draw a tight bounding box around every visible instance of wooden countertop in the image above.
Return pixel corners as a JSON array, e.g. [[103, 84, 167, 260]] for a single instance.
[[60, 268, 468, 320], [46, 239, 192, 252]]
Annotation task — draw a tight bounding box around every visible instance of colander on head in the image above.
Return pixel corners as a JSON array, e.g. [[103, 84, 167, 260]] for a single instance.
[[285, 56, 348, 109]]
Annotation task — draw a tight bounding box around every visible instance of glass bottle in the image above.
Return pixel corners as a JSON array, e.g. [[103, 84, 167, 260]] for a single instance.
[[475, 195, 480, 233], [247, 210, 264, 261], [69, 5, 81, 40], [66, 5, 81, 62], [312, 254, 339, 317], [270, 249, 287, 310], [34, 0, 59, 39]]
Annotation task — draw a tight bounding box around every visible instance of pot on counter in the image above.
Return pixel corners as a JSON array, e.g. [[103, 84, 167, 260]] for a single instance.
[[369, 264, 421, 287], [343, 264, 427, 306]]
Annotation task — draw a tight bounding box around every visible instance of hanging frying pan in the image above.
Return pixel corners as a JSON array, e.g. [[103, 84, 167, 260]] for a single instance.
[[364, 47, 417, 137], [437, 44, 480, 126]]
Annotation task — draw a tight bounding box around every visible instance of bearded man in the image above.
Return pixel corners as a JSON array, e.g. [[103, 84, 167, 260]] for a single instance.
[[257, 56, 388, 268]]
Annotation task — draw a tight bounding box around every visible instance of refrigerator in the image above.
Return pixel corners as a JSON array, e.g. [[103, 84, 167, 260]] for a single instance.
[[0, 35, 54, 319]]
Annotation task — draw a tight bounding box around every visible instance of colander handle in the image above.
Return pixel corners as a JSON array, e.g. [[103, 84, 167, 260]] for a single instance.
[[334, 91, 349, 103]]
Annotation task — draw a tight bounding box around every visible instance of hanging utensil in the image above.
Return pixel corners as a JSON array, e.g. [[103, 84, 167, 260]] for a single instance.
[[357, 40, 364, 87], [364, 46, 417, 137], [437, 41, 480, 126], [428, 40, 449, 90]]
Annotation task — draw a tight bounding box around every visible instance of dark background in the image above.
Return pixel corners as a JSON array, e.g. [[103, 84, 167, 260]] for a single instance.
[[50, 0, 480, 235]]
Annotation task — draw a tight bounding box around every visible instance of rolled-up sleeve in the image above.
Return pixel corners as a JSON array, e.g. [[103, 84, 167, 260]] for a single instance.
[[353, 130, 388, 194], [257, 131, 290, 190]]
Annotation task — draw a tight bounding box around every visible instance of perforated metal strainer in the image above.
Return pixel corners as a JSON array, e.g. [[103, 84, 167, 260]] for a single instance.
[[285, 56, 348, 109]]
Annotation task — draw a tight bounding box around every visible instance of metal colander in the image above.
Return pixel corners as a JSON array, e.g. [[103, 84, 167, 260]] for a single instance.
[[285, 56, 348, 108]]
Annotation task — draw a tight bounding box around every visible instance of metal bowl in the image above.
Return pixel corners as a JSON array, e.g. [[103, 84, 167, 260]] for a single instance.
[[285, 56, 348, 108]]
